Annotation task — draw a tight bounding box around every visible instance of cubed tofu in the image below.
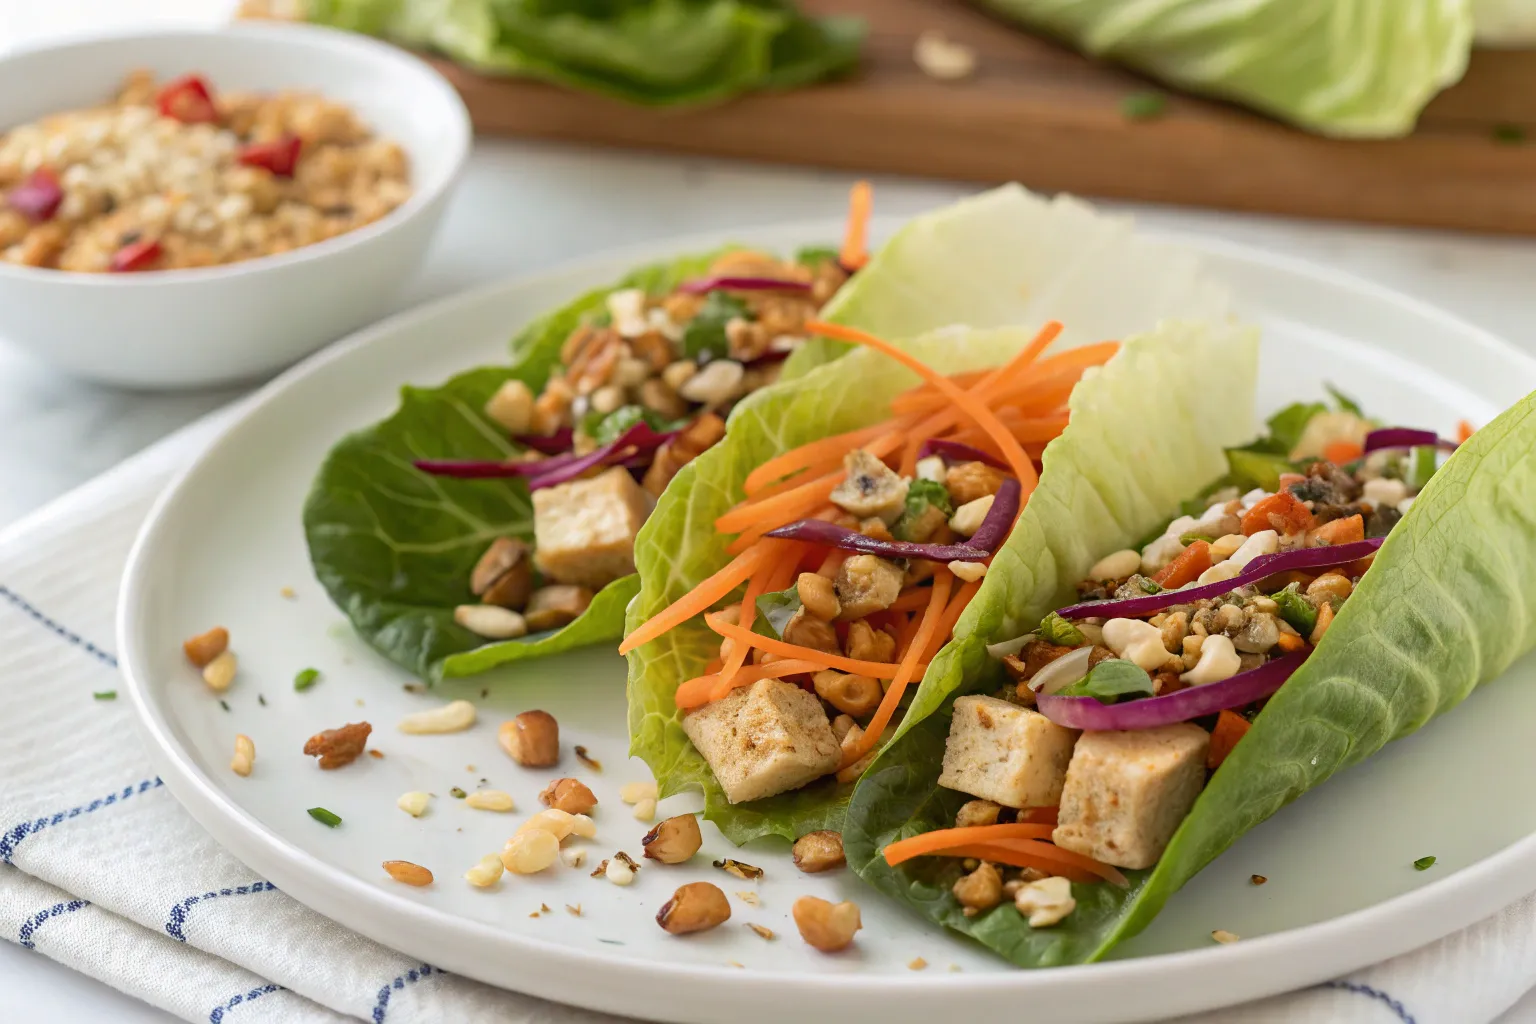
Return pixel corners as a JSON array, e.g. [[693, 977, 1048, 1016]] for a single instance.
[[938, 696, 1079, 808], [681, 679, 841, 804], [532, 466, 652, 589], [1052, 724, 1209, 870]]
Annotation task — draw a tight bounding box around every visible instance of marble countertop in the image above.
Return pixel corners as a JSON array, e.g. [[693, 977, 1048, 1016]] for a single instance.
[[7, 6, 1536, 1023]]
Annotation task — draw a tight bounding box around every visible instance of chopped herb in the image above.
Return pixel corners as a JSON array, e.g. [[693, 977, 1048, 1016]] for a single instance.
[[293, 667, 320, 692], [1179, 532, 1214, 546], [1055, 659, 1156, 702], [795, 245, 839, 266], [1271, 583, 1318, 637], [307, 807, 342, 828], [754, 586, 803, 639], [480, 688, 489, 699], [893, 478, 953, 540], [1263, 402, 1329, 454], [450, 786, 467, 799], [597, 938, 625, 945], [403, 683, 426, 694], [1406, 446, 1439, 491], [1225, 448, 1297, 492], [575, 745, 602, 771], [681, 290, 750, 361], [1121, 91, 1167, 121], [92, 690, 117, 701], [219, 699, 231, 712], [1414, 855, 1437, 871], [257, 694, 267, 706], [1137, 577, 1162, 594], [1493, 123, 1526, 145], [1036, 610, 1084, 647], [588, 404, 673, 446], [1324, 383, 1364, 416], [1249, 874, 1267, 886]]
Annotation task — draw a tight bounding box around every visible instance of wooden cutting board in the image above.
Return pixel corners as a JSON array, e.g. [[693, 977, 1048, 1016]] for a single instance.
[[428, 0, 1536, 236]]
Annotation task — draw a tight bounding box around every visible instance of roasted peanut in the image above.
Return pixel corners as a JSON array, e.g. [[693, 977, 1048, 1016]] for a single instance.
[[539, 778, 598, 815], [792, 896, 862, 952], [183, 626, 229, 668], [955, 799, 1002, 828], [303, 721, 371, 769], [499, 711, 559, 767], [642, 814, 703, 864], [657, 882, 731, 935], [946, 461, 1004, 505], [1306, 572, 1353, 605], [791, 830, 845, 873], [796, 572, 841, 621], [812, 670, 882, 718], [844, 620, 895, 663], [382, 860, 433, 887], [953, 862, 1003, 914]]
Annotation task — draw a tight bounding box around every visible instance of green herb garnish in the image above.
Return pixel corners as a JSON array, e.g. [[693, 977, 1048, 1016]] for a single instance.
[[1138, 577, 1162, 594], [307, 807, 342, 828], [681, 290, 750, 361], [1413, 855, 1436, 871], [1121, 91, 1167, 121], [257, 694, 267, 706], [1324, 383, 1364, 416], [892, 479, 953, 540], [219, 700, 230, 712], [92, 690, 117, 701], [1037, 611, 1084, 647], [1179, 533, 1214, 546], [293, 668, 320, 692], [1406, 446, 1438, 491], [1271, 583, 1318, 637], [1055, 659, 1156, 702], [795, 245, 840, 266], [1225, 449, 1296, 492], [590, 405, 672, 446], [1493, 123, 1526, 145], [755, 586, 803, 639], [450, 786, 467, 799]]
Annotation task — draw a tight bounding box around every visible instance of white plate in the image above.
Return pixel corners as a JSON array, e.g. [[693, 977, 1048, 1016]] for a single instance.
[[120, 221, 1536, 1024]]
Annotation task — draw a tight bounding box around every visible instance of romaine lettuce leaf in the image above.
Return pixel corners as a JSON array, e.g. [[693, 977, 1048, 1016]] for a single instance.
[[842, 319, 1261, 965], [302, 250, 720, 682], [977, 0, 1472, 139], [303, 0, 862, 107]]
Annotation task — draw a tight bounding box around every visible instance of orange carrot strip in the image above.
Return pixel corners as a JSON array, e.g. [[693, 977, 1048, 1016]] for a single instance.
[[839, 180, 873, 271], [1152, 540, 1211, 589], [1457, 419, 1475, 443], [718, 541, 797, 682], [1324, 440, 1364, 464], [716, 472, 842, 535], [1311, 513, 1364, 546], [808, 321, 1037, 488], [744, 422, 892, 496], [842, 569, 953, 768], [923, 843, 1098, 884], [1207, 709, 1251, 770], [815, 548, 847, 577], [620, 545, 773, 655], [926, 578, 983, 658], [1020, 806, 1059, 826], [976, 839, 1129, 887], [889, 587, 937, 613], [704, 612, 923, 677], [894, 607, 924, 659], [883, 822, 1059, 864], [704, 658, 825, 705]]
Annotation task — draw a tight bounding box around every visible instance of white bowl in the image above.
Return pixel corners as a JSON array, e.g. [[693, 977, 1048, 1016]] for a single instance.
[[0, 23, 470, 389]]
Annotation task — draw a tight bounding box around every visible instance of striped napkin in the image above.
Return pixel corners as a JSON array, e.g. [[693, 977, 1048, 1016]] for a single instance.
[[0, 408, 1532, 1024]]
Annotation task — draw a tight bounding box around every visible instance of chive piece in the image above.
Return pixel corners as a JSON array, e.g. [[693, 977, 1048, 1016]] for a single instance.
[[1179, 533, 1213, 546], [1493, 123, 1526, 145], [307, 807, 342, 828], [1413, 855, 1436, 871], [219, 699, 231, 712], [450, 786, 467, 799], [293, 667, 320, 692], [257, 694, 267, 706], [93, 690, 117, 701], [1121, 91, 1167, 121]]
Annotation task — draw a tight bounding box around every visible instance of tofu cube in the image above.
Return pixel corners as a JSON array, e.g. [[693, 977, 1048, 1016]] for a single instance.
[[532, 466, 652, 589], [681, 679, 841, 804], [1052, 724, 1210, 870], [938, 696, 1078, 808]]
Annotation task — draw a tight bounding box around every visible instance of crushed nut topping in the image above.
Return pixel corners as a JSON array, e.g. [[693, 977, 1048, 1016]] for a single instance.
[[302, 721, 371, 769], [713, 858, 764, 881]]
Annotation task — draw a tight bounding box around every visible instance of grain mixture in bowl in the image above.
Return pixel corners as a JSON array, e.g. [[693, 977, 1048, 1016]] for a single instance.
[[0, 71, 411, 272]]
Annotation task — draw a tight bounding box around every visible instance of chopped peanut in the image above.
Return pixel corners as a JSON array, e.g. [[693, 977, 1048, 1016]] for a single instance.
[[539, 778, 597, 815], [229, 734, 255, 777], [202, 651, 238, 692], [642, 814, 703, 864], [791, 830, 845, 873], [657, 882, 731, 935], [183, 626, 229, 668], [499, 711, 559, 767], [792, 896, 861, 952], [382, 860, 433, 887], [302, 721, 371, 769]]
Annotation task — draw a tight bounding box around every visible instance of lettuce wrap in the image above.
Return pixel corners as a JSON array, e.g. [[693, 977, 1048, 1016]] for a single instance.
[[623, 193, 1235, 842], [305, 184, 1227, 683], [845, 346, 1536, 965]]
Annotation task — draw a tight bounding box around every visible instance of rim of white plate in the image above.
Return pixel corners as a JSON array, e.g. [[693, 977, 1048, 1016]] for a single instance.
[[119, 217, 1536, 1023]]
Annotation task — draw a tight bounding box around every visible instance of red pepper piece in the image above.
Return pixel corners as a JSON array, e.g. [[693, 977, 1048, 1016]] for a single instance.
[[8, 167, 64, 222], [111, 238, 162, 273], [237, 134, 302, 178], [156, 74, 219, 125]]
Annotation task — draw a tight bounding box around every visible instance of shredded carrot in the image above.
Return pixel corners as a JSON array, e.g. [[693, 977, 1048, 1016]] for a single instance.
[[883, 822, 1058, 863], [1153, 540, 1211, 589], [704, 612, 923, 677], [1019, 806, 1059, 826], [926, 578, 983, 660], [838, 180, 873, 271], [1311, 513, 1364, 546], [815, 548, 847, 577], [619, 545, 772, 655], [1207, 710, 1251, 770], [889, 587, 938, 613], [716, 472, 842, 536], [940, 841, 1126, 887], [1323, 440, 1364, 464], [1457, 419, 1475, 444], [678, 659, 827, 709], [744, 422, 891, 496], [842, 570, 953, 768], [808, 320, 1038, 489], [718, 541, 798, 684], [894, 608, 924, 659]]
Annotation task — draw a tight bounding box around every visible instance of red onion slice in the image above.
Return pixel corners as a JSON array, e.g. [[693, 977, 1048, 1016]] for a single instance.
[[514, 428, 574, 455], [917, 439, 1008, 469], [764, 519, 990, 562], [965, 477, 1022, 553], [1363, 427, 1458, 454], [1037, 650, 1308, 730], [677, 275, 812, 295], [414, 423, 675, 490], [1057, 538, 1383, 620]]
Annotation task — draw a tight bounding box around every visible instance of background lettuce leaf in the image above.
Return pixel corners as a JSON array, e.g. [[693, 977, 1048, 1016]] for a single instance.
[[302, 250, 719, 682], [977, 0, 1472, 139], [843, 319, 1261, 965], [303, 0, 862, 107]]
